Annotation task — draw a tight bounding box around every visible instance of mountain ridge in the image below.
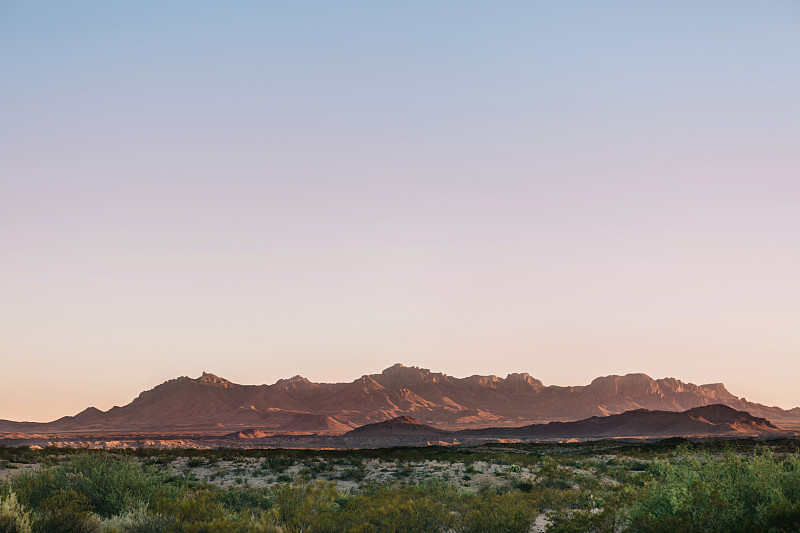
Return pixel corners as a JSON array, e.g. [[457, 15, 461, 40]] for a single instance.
[[459, 404, 782, 438], [2, 364, 798, 434], [222, 406, 786, 448]]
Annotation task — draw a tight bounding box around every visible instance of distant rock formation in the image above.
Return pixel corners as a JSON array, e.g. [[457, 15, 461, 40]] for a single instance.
[[460, 404, 783, 439], [345, 416, 451, 437], [224, 405, 786, 449], [2, 364, 798, 435]]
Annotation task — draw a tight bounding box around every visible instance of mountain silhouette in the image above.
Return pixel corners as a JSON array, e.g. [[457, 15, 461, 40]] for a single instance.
[[1, 364, 798, 434]]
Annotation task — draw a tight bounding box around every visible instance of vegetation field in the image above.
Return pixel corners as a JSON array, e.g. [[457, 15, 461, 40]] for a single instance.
[[2, 439, 800, 532]]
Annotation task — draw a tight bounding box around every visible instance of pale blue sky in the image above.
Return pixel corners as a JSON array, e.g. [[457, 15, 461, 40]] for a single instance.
[[1, 2, 799, 421]]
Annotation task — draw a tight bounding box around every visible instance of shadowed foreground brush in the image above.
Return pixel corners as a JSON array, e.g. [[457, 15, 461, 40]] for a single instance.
[[2, 445, 800, 533]]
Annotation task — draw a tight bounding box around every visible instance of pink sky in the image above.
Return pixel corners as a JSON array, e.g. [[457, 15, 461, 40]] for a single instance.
[[1, 2, 799, 421]]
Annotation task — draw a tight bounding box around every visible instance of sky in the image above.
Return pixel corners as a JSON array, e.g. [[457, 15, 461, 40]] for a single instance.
[[1, 1, 799, 422]]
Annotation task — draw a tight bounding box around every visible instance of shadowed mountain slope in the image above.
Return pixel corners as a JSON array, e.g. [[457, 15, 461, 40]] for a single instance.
[[345, 416, 451, 437], [226, 405, 785, 447], [459, 404, 783, 438]]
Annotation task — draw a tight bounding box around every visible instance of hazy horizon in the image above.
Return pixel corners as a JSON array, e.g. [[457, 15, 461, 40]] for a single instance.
[[2, 1, 799, 422]]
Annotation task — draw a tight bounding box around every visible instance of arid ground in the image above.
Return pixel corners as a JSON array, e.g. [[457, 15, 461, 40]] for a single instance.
[[2, 439, 800, 532]]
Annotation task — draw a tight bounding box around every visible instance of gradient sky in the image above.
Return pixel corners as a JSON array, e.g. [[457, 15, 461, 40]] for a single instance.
[[2, 1, 799, 422]]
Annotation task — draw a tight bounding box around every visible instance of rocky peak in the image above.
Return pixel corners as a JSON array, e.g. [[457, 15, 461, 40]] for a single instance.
[[589, 373, 657, 396], [376, 364, 437, 387], [356, 375, 388, 391], [274, 375, 312, 389], [505, 372, 545, 389], [699, 383, 734, 398], [382, 363, 408, 373], [380, 363, 431, 378], [197, 372, 234, 388]]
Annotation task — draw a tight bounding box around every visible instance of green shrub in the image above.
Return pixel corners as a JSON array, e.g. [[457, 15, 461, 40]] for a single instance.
[[95, 508, 170, 533], [0, 490, 32, 533], [338, 466, 366, 481], [272, 482, 338, 531], [12, 453, 178, 518], [263, 457, 293, 474], [626, 448, 800, 533], [33, 489, 99, 533], [329, 482, 459, 533], [8, 443, 800, 533], [458, 491, 539, 533], [155, 491, 226, 532], [546, 509, 619, 533], [513, 479, 535, 493], [215, 487, 274, 514]]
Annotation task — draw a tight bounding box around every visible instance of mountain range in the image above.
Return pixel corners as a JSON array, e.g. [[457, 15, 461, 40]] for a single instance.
[[332, 404, 783, 447], [2, 364, 799, 435], [458, 404, 782, 438]]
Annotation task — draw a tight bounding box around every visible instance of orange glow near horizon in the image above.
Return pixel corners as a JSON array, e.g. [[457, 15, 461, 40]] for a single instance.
[[1, 2, 799, 422]]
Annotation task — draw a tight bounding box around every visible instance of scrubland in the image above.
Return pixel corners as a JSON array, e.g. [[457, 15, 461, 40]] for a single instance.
[[1, 439, 800, 532]]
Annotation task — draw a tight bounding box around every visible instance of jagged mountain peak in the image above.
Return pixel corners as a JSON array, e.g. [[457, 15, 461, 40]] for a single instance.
[[699, 383, 733, 395], [382, 363, 409, 373], [505, 372, 545, 388], [197, 372, 234, 387], [590, 373, 654, 385], [275, 375, 311, 385], [375, 364, 441, 387], [380, 364, 432, 378]]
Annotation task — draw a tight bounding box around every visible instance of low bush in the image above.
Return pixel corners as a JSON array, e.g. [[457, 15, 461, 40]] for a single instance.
[[626, 448, 800, 533], [12, 453, 178, 518], [3, 444, 799, 533], [0, 490, 32, 533], [32, 489, 98, 533]]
